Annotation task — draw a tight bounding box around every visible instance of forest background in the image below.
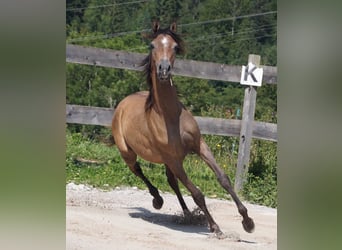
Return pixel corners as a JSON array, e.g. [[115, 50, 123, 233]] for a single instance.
[[66, 0, 277, 207]]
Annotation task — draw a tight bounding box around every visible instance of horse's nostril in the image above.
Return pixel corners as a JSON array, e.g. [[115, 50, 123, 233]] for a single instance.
[[159, 60, 171, 74]]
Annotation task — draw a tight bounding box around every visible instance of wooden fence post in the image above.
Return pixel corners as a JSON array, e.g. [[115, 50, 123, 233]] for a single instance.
[[234, 54, 260, 193]]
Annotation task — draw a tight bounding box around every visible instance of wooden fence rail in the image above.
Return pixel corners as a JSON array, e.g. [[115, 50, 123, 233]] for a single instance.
[[66, 104, 277, 142], [66, 44, 277, 84]]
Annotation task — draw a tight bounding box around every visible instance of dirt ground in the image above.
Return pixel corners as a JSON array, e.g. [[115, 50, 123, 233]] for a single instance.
[[66, 183, 277, 250]]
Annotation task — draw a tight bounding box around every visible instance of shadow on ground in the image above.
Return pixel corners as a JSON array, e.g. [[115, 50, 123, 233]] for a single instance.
[[128, 206, 258, 244], [128, 207, 210, 235]]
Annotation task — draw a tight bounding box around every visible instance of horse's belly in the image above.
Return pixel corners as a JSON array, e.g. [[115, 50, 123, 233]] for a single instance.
[[125, 131, 185, 164], [132, 145, 164, 164]]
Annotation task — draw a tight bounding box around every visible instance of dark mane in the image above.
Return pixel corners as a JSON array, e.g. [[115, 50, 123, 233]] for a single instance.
[[141, 28, 185, 112]]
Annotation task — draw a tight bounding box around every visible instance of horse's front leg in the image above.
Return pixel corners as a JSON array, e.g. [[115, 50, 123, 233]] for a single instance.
[[198, 138, 255, 233], [132, 161, 164, 209], [121, 151, 164, 210], [165, 165, 190, 216], [169, 162, 226, 239]]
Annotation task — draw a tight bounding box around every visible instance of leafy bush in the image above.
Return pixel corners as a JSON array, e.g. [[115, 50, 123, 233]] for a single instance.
[[243, 139, 277, 207]]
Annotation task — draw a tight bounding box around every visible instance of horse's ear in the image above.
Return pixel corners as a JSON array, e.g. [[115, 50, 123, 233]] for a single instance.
[[170, 22, 177, 33], [152, 20, 160, 33]]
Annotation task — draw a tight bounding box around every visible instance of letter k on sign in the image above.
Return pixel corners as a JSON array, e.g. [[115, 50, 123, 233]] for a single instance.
[[240, 62, 263, 87]]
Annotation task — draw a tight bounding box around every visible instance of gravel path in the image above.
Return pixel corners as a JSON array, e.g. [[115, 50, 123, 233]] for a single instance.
[[66, 183, 277, 250]]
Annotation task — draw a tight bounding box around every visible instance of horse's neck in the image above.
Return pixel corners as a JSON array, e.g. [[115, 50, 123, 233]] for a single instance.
[[150, 76, 183, 150], [151, 77, 182, 119]]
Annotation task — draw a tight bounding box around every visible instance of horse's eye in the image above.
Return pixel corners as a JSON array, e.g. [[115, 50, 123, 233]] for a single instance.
[[149, 44, 154, 50], [174, 45, 180, 53]]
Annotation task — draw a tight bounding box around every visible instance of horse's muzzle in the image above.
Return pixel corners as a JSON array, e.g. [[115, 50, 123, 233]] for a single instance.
[[157, 59, 172, 81]]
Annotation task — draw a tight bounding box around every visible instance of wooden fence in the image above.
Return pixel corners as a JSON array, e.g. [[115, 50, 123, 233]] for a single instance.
[[66, 44, 277, 192], [66, 44, 277, 84], [66, 104, 277, 142]]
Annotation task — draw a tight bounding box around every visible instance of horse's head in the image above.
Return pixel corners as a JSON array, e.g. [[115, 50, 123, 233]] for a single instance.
[[149, 21, 184, 82]]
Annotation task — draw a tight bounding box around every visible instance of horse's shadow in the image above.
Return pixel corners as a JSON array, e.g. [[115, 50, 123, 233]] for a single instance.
[[128, 207, 209, 235], [128, 207, 258, 244]]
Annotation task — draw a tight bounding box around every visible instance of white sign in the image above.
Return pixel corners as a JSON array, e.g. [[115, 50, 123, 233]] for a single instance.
[[240, 62, 263, 87]]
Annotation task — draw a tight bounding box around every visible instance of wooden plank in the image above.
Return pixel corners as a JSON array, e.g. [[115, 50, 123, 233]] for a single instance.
[[262, 65, 277, 85], [252, 121, 277, 142], [66, 44, 145, 72], [65, 104, 277, 142], [195, 117, 241, 137], [174, 60, 242, 83], [235, 54, 260, 193], [66, 44, 277, 84], [66, 105, 114, 127]]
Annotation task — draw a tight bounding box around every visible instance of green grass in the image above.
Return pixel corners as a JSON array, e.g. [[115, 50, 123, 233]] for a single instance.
[[66, 130, 277, 207]]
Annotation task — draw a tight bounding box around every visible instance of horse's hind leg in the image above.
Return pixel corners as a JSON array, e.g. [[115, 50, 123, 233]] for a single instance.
[[121, 151, 163, 209], [165, 165, 190, 215], [198, 138, 255, 233]]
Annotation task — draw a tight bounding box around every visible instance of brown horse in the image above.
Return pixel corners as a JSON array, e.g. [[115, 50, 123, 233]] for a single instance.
[[112, 21, 254, 238]]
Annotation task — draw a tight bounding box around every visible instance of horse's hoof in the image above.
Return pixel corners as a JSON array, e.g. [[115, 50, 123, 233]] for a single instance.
[[183, 209, 191, 217], [152, 196, 163, 209], [242, 217, 255, 233]]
